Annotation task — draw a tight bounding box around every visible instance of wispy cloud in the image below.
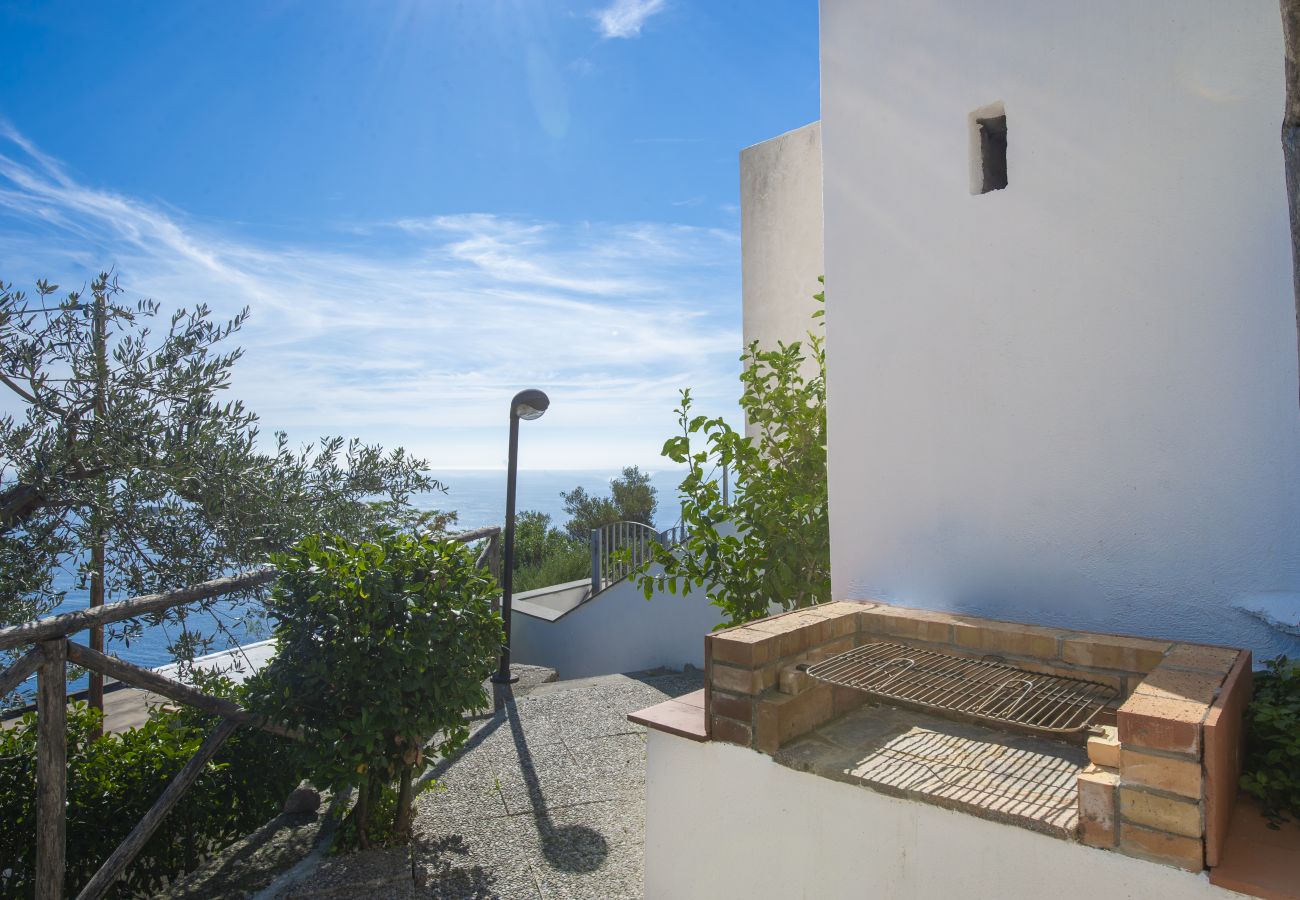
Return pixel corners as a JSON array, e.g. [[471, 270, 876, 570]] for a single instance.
[[594, 0, 667, 39], [0, 128, 741, 469]]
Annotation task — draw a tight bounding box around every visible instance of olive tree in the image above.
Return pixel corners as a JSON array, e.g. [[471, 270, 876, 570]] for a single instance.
[[0, 274, 438, 711]]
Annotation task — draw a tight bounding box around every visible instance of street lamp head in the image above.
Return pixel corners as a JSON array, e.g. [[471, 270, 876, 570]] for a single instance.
[[511, 388, 550, 421]]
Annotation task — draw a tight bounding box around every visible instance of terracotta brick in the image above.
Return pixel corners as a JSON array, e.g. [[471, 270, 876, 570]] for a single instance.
[[627, 698, 707, 742], [834, 612, 862, 640], [1077, 765, 1119, 848], [703, 636, 713, 738], [1120, 747, 1202, 799], [1207, 795, 1300, 896], [1015, 657, 1125, 694], [778, 666, 814, 696], [709, 691, 753, 723], [710, 714, 751, 747], [708, 628, 779, 668], [1134, 665, 1226, 706], [798, 613, 837, 647], [1120, 788, 1202, 839], [797, 604, 842, 622], [746, 610, 813, 637], [859, 606, 956, 643], [804, 604, 862, 640], [755, 683, 833, 753], [1118, 692, 1207, 756], [748, 612, 825, 656], [953, 620, 1059, 660], [1203, 650, 1252, 867], [1061, 635, 1170, 673], [1087, 725, 1120, 769], [808, 600, 871, 618], [804, 636, 855, 665], [754, 708, 782, 755], [711, 663, 760, 696], [787, 614, 833, 647], [781, 626, 821, 658], [809, 613, 844, 645], [1120, 823, 1204, 871], [832, 685, 867, 716], [675, 689, 706, 709], [1161, 643, 1241, 676]]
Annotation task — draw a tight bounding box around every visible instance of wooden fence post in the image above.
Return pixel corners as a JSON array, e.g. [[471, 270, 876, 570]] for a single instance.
[[35, 638, 66, 900], [76, 717, 240, 900]]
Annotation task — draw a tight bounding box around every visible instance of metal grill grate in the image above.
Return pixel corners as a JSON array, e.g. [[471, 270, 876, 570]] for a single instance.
[[805, 641, 1117, 735]]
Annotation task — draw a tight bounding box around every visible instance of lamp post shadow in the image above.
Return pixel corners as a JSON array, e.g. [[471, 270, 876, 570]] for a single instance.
[[497, 683, 610, 875]]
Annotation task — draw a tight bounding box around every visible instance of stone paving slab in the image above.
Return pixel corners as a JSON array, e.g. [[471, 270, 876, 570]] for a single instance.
[[280, 668, 703, 900]]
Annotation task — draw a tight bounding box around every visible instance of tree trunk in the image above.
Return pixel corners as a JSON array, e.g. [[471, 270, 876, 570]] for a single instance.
[[88, 535, 104, 731], [352, 775, 372, 850], [35, 639, 66, 900], [393, 766, 415, 842], [88, 293, 108, 734]]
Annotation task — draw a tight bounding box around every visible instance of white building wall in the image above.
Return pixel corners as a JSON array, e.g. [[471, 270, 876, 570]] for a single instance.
[[819, 0, 1300, 658], [741, 121, 825, 383], [643, 731, 1244, 900], [510, 570, 724, 679]]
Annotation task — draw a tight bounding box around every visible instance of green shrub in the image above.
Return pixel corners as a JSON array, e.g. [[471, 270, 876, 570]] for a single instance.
[[559, 466, 658, 540], [0, 682, 305, 897], [513, 542, 590, 593], [512, 510, 581, 573], [1241, 655, 1300, 821], [511, 510, 589, 592], [637, 280, 828, 626], [245, 531, 503, 848]]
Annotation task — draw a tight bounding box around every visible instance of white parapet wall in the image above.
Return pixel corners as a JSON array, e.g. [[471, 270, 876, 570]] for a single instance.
[[510, 571, 724, 680], [741, 120, 825, 388], [643, 730, 1244, 900], [818, 0, 1300, 659]]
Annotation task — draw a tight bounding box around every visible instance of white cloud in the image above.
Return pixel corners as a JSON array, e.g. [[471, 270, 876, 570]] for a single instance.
[[594, 0, 667, 39], [0, 128, 741, 470]]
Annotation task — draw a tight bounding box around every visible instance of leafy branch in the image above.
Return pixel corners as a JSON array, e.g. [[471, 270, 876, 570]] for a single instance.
[[636, 279, 829, 626]]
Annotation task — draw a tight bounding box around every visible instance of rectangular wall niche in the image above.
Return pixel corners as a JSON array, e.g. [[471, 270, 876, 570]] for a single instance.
[[969, 101, 1008, 194]]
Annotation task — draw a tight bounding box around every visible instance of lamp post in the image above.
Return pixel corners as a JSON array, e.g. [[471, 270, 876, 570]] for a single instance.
[[493, 388, 550, 684]]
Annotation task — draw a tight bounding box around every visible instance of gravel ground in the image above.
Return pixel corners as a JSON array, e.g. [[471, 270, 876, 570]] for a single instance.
[[278, 669, 703, 900]]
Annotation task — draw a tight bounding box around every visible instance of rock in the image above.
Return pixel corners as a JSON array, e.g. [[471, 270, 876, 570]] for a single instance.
[[282, 785, 321, 815]]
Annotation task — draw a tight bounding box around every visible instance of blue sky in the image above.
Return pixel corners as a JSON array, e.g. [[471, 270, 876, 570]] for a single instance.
[[0, 1, 820, 469]]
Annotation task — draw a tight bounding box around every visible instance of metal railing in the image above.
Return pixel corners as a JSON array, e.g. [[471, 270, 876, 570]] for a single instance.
[[588, 520, 682, 597], [0, 525, 500, 900]]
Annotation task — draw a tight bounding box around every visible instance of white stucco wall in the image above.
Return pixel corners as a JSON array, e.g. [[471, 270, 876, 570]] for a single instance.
[[741, 121, 825, 384], [510, 569, 724, 679], [644, 731, 1245, 900], [819, 0, 1300, 658]]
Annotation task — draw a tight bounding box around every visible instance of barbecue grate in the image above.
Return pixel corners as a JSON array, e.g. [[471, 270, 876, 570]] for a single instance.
[[805, 641, 1117, 735]]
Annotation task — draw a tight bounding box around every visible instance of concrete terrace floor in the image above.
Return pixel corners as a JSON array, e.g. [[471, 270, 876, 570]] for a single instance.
[[280, 668, 704, 900]]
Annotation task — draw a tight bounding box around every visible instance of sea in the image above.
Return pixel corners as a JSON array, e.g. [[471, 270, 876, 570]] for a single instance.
[[16, 468, 687, 702]]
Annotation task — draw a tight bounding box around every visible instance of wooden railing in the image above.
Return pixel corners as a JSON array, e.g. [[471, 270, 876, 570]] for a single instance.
[[0, 525, 501, 900]]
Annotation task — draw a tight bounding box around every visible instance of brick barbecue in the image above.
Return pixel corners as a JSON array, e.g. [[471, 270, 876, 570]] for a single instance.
[[701, 601, 1251, 872]]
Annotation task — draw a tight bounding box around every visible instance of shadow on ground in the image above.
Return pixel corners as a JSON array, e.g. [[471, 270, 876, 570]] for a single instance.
[[502, 684, 611, 874], [411, 835, 495, 898]]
